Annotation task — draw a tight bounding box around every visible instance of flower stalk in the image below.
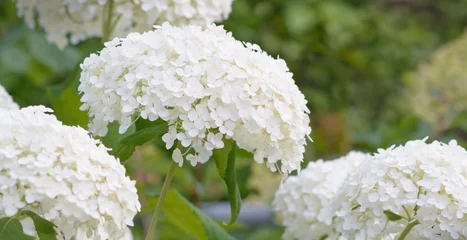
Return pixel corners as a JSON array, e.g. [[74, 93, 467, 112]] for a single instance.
[[102, 0, 114, 43], [145, 161, 177, 240], [397, 219, 420, 240]]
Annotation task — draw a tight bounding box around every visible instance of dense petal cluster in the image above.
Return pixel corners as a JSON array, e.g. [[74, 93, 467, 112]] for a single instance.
[[0, 85, 19, 110], [273, 151, 370, 240], [15, 0, 233, 48], [79, 23, 311, 173], [331, 138, 467, 239], [0, 106, 141, 240]]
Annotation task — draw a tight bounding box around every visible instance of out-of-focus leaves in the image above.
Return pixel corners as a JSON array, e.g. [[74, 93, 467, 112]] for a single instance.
[[246, 228, 283, 240], [47, 66, 89, 128], [26, 32, 81, 73], [284, 3, 316, 36], [0, 45, 29, 74]]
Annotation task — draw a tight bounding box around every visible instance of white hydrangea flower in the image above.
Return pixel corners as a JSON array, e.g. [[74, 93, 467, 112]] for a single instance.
[[15, 0, 233, 48], [331, 138, 467, 240], [0, 106, 141, 240], [78, 23, 312, 174], [273, 151, 370, 240], [0, 85, 19, 110]]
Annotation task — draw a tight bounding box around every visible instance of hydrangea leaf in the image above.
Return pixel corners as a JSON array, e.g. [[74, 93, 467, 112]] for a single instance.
[[22, 211, 56, 240], [98, 122, 135, 151], [0, 218, 34, 240], [113, 119, 168, 161], [384, 211, 403, 221], [160, 190, 235, 240], [47, 65, 89, 129], [120, 119, 168, 146], [212, 138, 242, 225]]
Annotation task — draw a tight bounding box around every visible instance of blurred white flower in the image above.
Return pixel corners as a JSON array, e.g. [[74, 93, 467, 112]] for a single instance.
[[0, 106, 141, 240], [79, 23, 311, 174], [406, 32, 467, 134], [15, 0, 233, 48], [246, 163, 282, 206], [273, 151, 370, 240], [0, 85, 19, 110], [331, 138, 467, 239]]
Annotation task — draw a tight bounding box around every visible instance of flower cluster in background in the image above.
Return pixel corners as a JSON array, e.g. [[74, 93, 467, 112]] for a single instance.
[[332, 138, 467, 239], [0, 106, 140, 239], [406, 32, 467, 135], [78, 23, 311, 173], [246, 163, 282, 205], [275, 138, 467, 239], [273, 151, 370, 240], [15, 0, 233, 48]]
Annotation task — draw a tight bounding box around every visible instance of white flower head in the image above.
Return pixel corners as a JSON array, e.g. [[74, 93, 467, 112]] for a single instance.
[[0, 106, 141, 240], [15, 0, 233, 48], [0, 85, 19, 110], [331, 138, 467, 239], [273, 151, 370, 240], [79, 23, 312, 174]]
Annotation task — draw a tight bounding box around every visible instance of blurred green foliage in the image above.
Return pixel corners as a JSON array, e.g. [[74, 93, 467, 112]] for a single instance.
[[223, 0, 467, 157], [3, 0, 467, 239]]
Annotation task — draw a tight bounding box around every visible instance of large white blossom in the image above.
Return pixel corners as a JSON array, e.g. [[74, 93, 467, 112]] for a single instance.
[[78, 23, 311, 173], [0, 85, 19, 110], [331, 138, 467, 239], [0, 106, 141, 240], [15, 0, 233, 48], [273, 151, 370, 240]]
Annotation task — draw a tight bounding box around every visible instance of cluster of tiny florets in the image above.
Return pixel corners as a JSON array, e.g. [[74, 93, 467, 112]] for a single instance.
[[15, 0, 233, 48], [0, 106, 141, 240], [406, 32, 467, 132], [0, 85, 19, 110], [78, 23, 311, 173], [273, 151, 370, 240], [331, 138, 467, 239]]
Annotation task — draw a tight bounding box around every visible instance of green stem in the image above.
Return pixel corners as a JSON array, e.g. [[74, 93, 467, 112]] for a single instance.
[[145, 161, 177, 240], [397, 220, 420, 240], [102, 0, 114, 43]]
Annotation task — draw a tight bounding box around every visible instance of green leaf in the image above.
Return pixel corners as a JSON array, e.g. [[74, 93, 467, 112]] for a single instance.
[[284, 3, 317, 36], [112, 119, 168, 161], [47, 65, 89, 128], [99, 122, 135, 151], [384, 210, 403, 221], [0, 218, 34, 240], [22, 211, 56, 240], [27, 32, 81, 73], [162, 190, 235, 240], [113, 144, 136, 162], [0, 45, 29, 74], [212, 138, 242, 225], [120, 119, 168, 146], [319, 234, 329, 240]]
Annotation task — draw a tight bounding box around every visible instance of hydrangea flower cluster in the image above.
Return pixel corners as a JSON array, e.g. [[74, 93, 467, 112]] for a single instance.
[[15, 0, 233, 48], [406, 32, 467, 133], [331, 138, 467, 239], [273, 151, 370, 240], [0, 85, 19, 110], [78, 23, 311, 173], [0, 106, 141, 239]]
